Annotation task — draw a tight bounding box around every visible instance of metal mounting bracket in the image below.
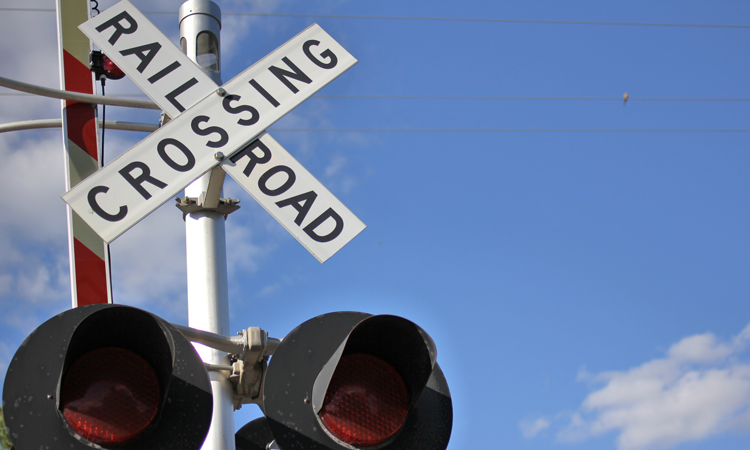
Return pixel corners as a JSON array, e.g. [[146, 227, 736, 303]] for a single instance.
[[170, 323, 279, 410], [175, 196, 241, 219], [228, 327, 271, 409]]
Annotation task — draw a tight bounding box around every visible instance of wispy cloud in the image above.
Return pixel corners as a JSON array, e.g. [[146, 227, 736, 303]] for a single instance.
[[520, 417, 551, 438], [219, 0, 286, 66], [0, 136, 68, 240], [0, 0, 76, 332], [0, 341, 11, 375], [523, 324, 750, 449], [0, 133, 72, 325]]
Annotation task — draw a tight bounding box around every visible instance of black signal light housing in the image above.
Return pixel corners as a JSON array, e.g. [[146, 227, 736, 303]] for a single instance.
[[2, 304, 213, 450], [249, 312, 452, 450]]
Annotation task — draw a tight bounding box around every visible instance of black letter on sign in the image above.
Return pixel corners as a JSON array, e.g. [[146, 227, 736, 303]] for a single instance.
[[222, 95, 259, 126], [276, 191, 317, 225], [249, 79, 279, 107], [120, 42, 161, 73], [119, 161, 167, 200], [303, 208, 344, 243], [268, 57, 312, 94], [158, 138, 195, 172], [165, 78, 199, 113], [95, 11, 138, 45], [88, 186, 127, 222], [148, 61, 181, 84], [303, 40, 338, 69], [230, 140, 272, 176], [191, 116, 229, 148], [258, 166, 296, 196]]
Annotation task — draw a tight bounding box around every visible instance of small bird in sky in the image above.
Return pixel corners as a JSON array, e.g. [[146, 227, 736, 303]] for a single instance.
[[623, 92, 629, 105]]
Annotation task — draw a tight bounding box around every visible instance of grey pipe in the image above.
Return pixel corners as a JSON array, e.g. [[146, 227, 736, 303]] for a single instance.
[[0, 75, 159, 110], [0, 118, 158, 133]]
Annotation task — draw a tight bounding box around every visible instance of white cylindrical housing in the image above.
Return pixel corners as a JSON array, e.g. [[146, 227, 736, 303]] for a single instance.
[[179, 0, 222, 84]]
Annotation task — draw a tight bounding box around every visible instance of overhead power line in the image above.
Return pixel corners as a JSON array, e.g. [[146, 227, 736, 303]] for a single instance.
[[1, 7, 747, 29], [271, 128, 750, 133], [316, 95, 750, 102], [0, 8, 51, 11], [2, 91, 747, 102], [193, 13, 750, 30]]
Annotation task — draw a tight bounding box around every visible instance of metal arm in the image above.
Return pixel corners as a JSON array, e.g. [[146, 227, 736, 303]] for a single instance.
[[0, 118, 158, 133], [171, 322, 280, 357], [0, 75, 160, 109]]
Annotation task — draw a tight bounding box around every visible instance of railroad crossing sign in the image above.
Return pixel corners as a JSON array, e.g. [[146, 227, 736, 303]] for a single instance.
[[63, 0, 365, 262]]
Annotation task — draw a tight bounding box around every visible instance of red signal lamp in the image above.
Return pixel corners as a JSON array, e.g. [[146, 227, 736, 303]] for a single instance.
[[60, 347, 160, 445], [101, 54, 125, 80], [319, 354, 409, 447], [90, 50, 126, 81]]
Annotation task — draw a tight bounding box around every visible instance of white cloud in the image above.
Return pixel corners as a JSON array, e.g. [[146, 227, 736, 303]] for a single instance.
[[108, 202, 188, 319], [667, 332, 734, 364], [0, 135, 68, 241], [325, 154, 347, 178], [0, 341, 11, 375], [0, 1, 82, 329], [225, 218, 272, 275], [321, 154, 357, 195], [0, 135, 72, 316], [107, 192, 277, 322], [219, 1, 285, 67], [520, 417, 551, 438], [0, 3, 59, 91], [537, 324, 750, 450], [0, 274, 12, 297], [256, 282, 281, 298]]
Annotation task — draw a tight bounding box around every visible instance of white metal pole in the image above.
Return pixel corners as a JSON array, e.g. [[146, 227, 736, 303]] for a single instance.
[[179, 2, 236, 450]]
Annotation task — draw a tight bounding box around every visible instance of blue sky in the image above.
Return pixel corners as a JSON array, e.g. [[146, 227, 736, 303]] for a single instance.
[[1, 1, 749, 449]]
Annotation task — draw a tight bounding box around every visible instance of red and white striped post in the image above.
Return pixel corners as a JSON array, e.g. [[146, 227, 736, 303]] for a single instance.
[[56, 0, 112, 307]]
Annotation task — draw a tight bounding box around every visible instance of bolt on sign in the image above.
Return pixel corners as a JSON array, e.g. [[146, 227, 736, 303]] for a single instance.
[[63, 0, 365, 262]]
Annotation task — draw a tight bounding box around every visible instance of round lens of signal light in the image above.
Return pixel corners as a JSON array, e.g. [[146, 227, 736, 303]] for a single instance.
[[319, 353, 409, 447], [102, 55, 125, 80], [60, 347, 160, 445]]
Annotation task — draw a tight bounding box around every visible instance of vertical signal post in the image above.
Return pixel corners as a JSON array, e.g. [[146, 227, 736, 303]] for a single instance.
[[56, 0, 112, 306], [178, 2, 237, 450]]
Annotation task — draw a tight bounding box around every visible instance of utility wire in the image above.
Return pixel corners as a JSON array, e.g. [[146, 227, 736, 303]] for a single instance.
[[185, 13, 750, 30], [315, 95, 750, 102], [0, 8, 53, 11], [271, 128, 750, 133], [1, 7, 747, 29], [1, 91, 748, 102]]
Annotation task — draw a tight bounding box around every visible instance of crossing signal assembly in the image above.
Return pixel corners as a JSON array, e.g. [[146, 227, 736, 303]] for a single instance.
[[2, 304, 213, 450], [3, 308, 451, 450], [237, 312, 453, 450]]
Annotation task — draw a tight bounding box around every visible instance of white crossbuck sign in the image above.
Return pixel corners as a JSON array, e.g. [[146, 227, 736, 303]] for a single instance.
[[63, 0, 365, 262]]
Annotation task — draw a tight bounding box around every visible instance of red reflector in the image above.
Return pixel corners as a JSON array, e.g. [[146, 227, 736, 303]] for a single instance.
[[102, 55, 125, 80], [319, 354, 409, 447], [60, 347, 160, 445]]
